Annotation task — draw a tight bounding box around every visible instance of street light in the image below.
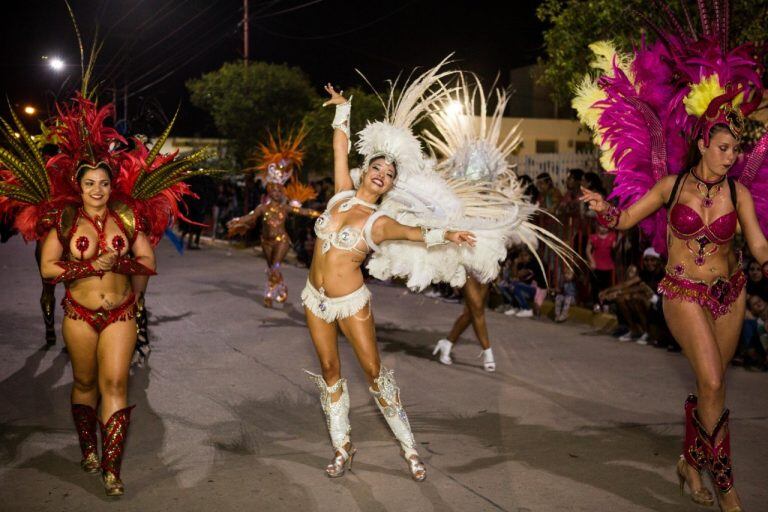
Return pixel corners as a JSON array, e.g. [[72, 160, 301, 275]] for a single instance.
[[42, 56, 65, 72], [23, 106, 36, 115]]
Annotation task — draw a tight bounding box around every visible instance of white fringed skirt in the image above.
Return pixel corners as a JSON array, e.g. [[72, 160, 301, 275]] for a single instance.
[[301, 280, 371, 323]]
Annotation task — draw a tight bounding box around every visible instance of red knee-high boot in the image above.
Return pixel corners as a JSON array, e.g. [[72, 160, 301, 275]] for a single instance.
[[677, 394, 714, 505], [71, 404, 100, 473], [693, 408, 742, 511], [99, 406, 135, 497]]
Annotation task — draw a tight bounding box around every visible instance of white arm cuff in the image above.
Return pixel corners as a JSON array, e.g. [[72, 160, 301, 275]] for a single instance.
[[332, 97, 353, 153], [421, 227, 447, 248]]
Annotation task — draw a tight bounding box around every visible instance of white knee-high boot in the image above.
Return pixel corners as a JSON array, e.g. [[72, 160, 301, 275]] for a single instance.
[[369, 367, 426, 481], [306, 371, 355, 477]]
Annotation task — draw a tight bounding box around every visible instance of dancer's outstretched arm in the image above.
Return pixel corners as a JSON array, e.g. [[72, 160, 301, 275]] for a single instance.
[[323, 84, 353, 193], [226, 204, 265, 237], [580, 176, 674, 230], [370, 216, 475, 247]]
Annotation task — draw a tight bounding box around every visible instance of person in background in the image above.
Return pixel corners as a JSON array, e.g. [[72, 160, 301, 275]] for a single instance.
[[553, 267, 578, 322], [535, 172, 562, 213], [745, 258, 768, 300], [587, 223, 618, 311], [518, 174, 539, 204]]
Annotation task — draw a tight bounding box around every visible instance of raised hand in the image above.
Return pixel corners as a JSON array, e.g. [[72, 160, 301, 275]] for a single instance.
[[322, 83, 347, 107], [446, 230, 477, 247], [579, 186, 608, 213]]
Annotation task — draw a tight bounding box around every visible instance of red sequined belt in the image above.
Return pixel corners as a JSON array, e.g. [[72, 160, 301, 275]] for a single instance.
[[657, 270, 746, 319], [62, 290, 137, 333]]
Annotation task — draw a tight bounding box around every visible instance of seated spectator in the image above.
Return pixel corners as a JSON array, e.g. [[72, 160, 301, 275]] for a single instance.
[[746, 259, 768, 301], [553, 267, 577, 322], [737, 294, 768, 371], [599, 264, 654, 342], [587, 224, 618, 311], [637, 247, 673, 348], [500, 249, 546, 318]]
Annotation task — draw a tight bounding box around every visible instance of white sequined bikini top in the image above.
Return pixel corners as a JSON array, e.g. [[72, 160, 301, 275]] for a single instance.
[[314, 190, 387, 255]]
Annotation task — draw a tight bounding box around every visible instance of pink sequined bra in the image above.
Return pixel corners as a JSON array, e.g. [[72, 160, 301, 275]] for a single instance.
[[669, 204, 737, 244]]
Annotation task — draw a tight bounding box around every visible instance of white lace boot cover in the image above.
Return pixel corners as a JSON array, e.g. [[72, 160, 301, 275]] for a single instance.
[[305, 371, 351, 453], [369, 367, 419, 458]]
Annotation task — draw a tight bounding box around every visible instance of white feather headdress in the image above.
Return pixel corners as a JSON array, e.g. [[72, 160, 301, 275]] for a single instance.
[[355, 55, 457, 180]]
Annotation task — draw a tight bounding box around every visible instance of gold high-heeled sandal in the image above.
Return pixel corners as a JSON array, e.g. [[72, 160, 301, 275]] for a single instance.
[[326, 444, 356, 478], [676, 456, 714, 506]]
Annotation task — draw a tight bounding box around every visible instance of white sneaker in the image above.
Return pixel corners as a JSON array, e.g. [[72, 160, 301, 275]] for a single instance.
[[636, 333, 650, 345], [479, 348, 495, 372], [618, 331, 636, 342], [504, 308, 519, 316], [593, 304, 601, 313], [432, 339, 453, 365], [515, 309, 534, 318]]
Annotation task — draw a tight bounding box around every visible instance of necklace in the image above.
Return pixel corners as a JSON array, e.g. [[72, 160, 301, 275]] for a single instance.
[[338, 196, 378, 212], [690, 168, 725, 209]]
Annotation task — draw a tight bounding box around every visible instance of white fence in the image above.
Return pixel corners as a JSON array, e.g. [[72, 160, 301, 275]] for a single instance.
[[511, 152, 600, 187]]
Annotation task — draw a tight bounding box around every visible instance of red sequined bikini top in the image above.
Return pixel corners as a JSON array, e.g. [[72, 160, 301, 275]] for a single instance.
[[669, 204, 737, 244], [666, 172, 738, 245]]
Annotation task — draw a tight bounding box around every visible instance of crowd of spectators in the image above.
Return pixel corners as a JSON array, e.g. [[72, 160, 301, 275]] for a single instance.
[[195, 168, 767, 372]]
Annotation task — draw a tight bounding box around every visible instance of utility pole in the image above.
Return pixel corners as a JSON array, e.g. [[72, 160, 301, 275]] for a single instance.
[[242, 0, 253, 211], [243, 0, 249, 66]]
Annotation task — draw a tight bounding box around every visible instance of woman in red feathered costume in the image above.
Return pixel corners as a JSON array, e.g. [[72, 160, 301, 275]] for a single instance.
[[0, 94, 212, 496]]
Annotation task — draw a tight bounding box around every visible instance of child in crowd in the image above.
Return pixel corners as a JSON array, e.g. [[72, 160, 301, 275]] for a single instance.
[[554, 267, 577, 322]]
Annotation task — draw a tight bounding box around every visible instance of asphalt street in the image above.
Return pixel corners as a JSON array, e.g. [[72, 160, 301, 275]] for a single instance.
[[1, 236, 766, 511]]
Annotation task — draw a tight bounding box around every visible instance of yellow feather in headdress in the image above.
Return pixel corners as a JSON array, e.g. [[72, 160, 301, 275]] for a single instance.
[[588, 40, 634, 79], [683, 74, 726, 117], [572, 75, 607, 131], [599, 139, 617, 173]]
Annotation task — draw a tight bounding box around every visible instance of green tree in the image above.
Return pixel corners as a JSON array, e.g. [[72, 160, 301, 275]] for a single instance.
[[537, 0, 768, 109], [300, 87, 385, 178], [186, 61, 319, 165]]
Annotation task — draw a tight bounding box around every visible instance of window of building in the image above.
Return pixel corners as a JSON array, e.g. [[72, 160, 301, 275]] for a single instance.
[[535, 140, 558, 153]]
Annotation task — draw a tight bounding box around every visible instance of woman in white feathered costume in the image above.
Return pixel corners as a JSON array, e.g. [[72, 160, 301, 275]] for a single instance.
[[303, 61, 475, 482], [366, 74, 572, 372]]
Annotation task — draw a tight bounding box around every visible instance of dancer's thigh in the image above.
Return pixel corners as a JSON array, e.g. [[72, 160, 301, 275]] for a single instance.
[[97, 320, 137, 390], [63, 317, 99, 384], [663, 298, 722, 385], [713, 289, 746, 372]]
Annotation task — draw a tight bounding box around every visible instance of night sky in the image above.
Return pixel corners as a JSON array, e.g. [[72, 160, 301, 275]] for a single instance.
[[1, 0, 546, 135]]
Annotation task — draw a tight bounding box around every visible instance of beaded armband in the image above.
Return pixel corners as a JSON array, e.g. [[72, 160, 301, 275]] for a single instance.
[[112, 256, 157, 276], [596, 204, 621, 229], [421, 227, 447, 248], [52, 260, 104, 284]]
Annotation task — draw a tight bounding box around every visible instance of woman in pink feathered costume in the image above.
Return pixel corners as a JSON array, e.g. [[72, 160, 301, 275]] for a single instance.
[[574, 3, 768, 510]]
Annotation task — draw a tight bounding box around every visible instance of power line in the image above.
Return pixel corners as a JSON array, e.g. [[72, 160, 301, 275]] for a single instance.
[[251, 0, 412, 40], [96, 0, 196, 85], [250, 0, 324, 20], [126, 13, 241, 93], [127, 23, 241, 98]]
